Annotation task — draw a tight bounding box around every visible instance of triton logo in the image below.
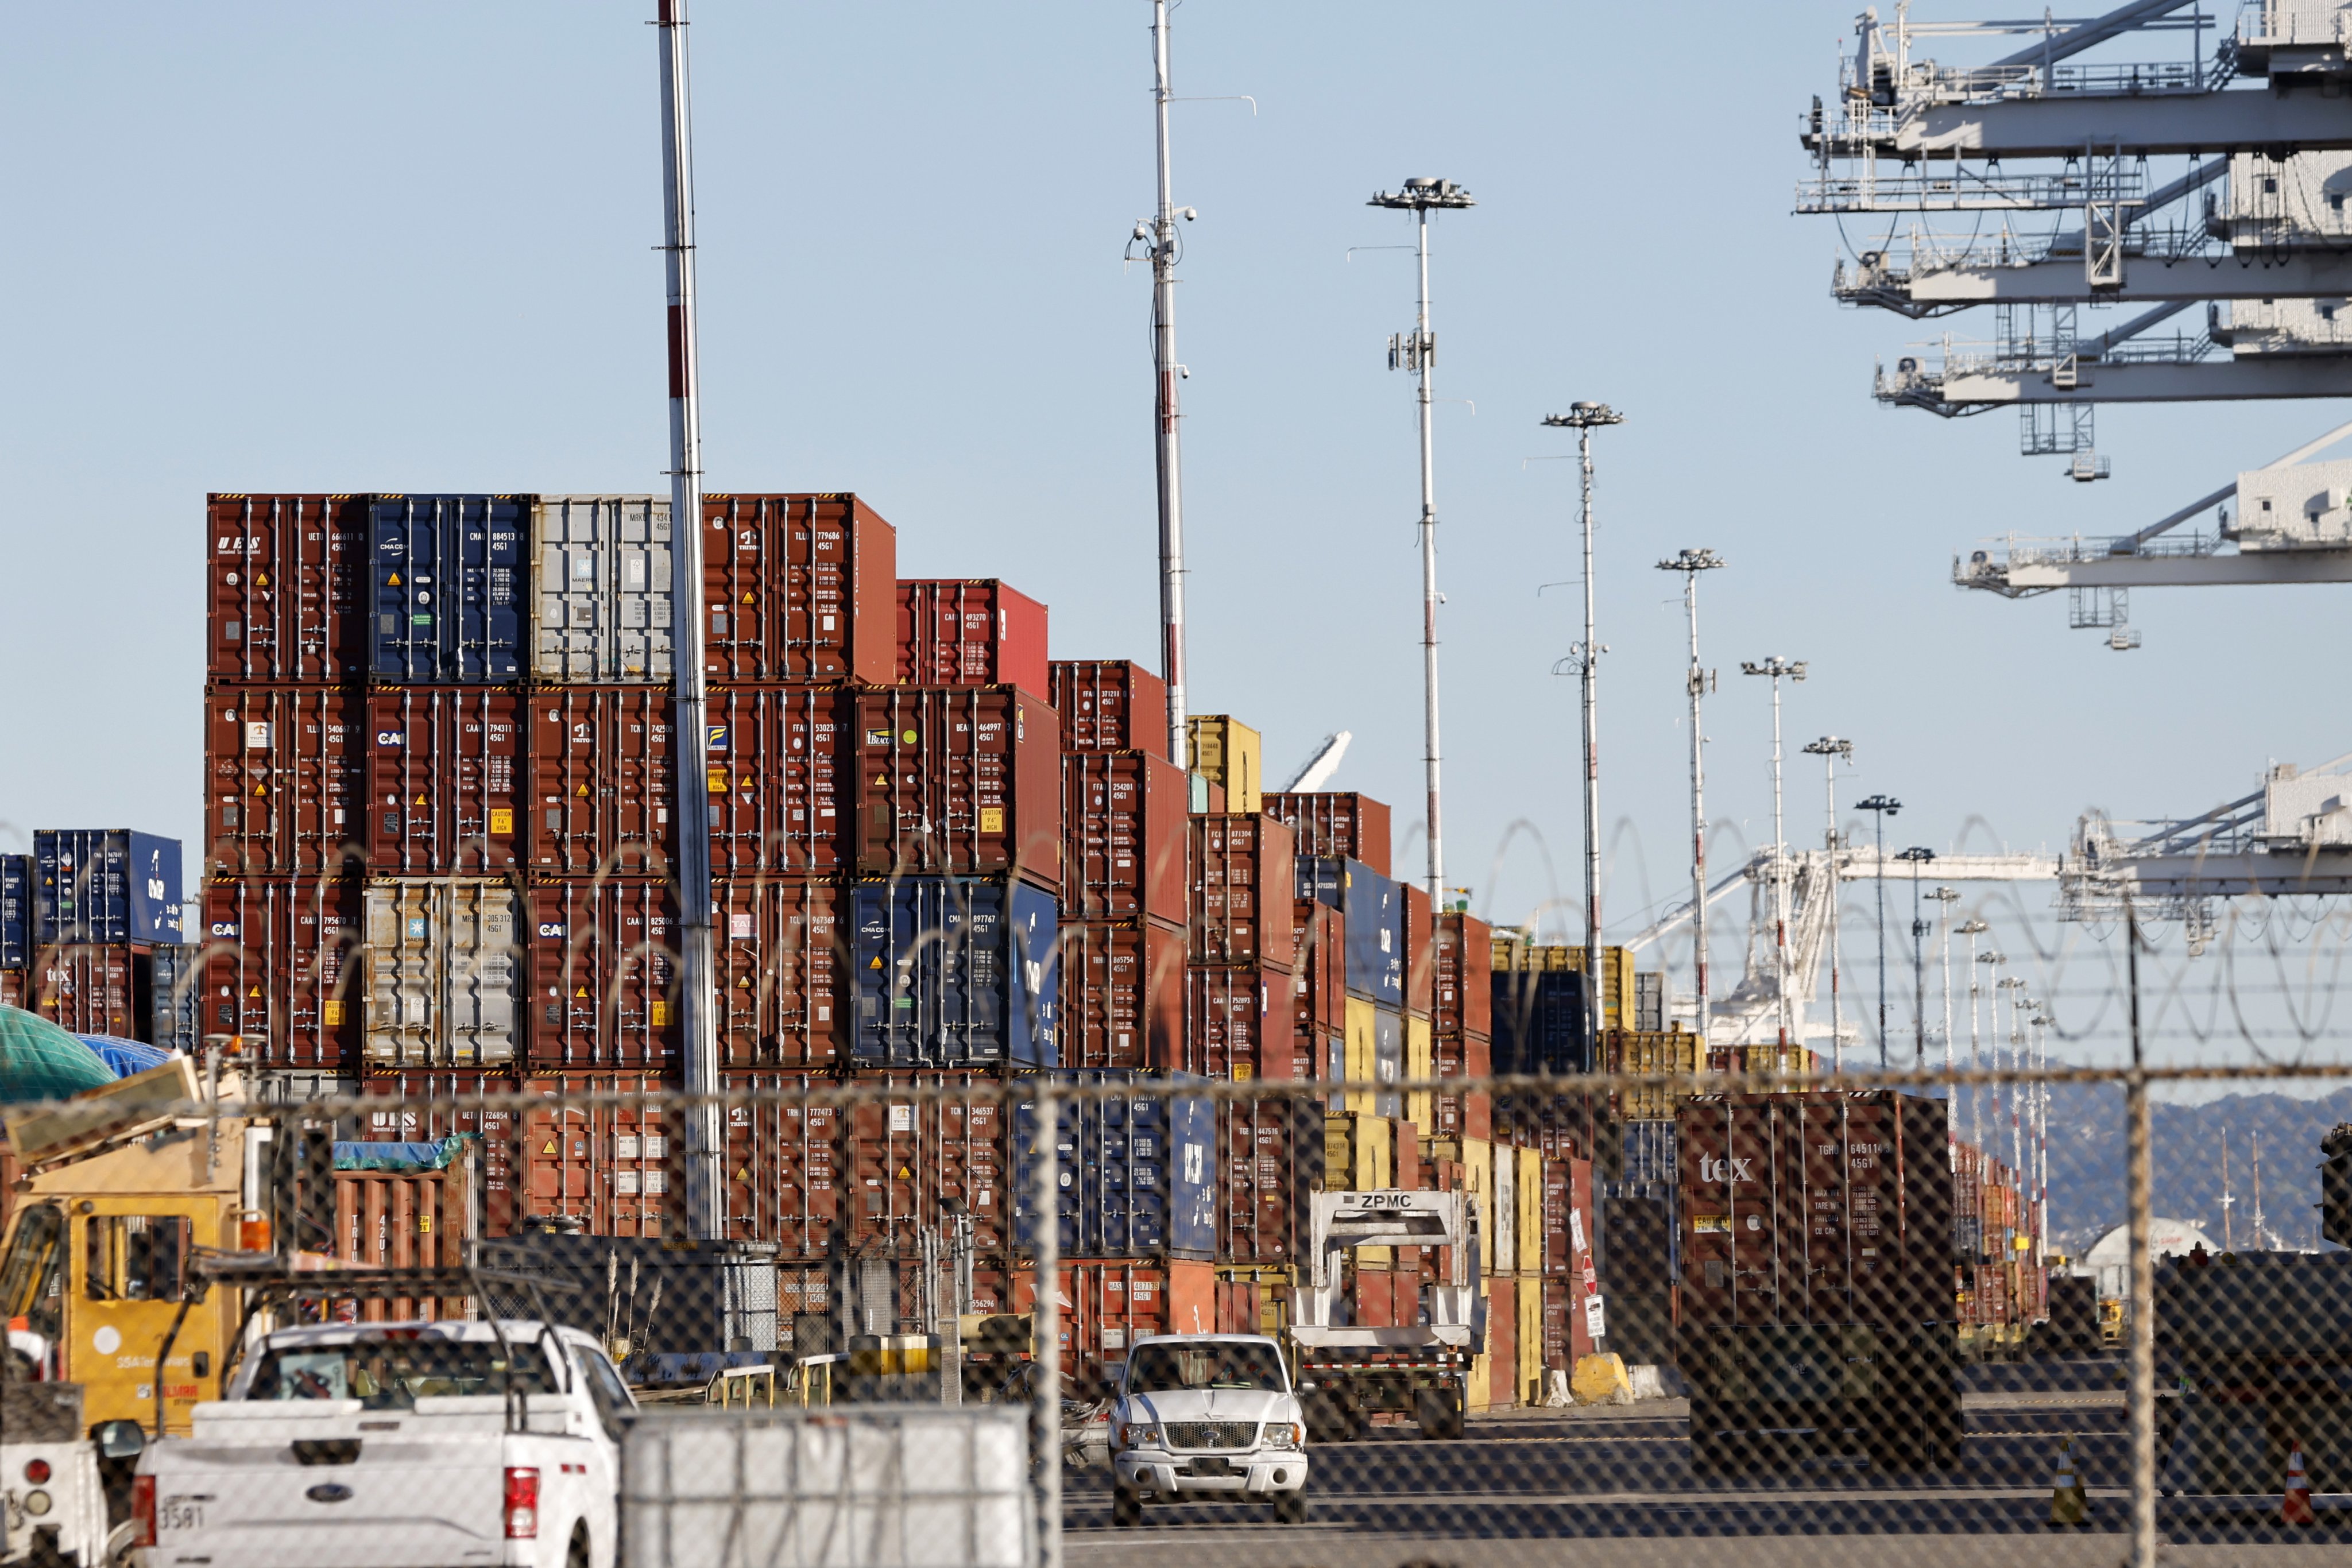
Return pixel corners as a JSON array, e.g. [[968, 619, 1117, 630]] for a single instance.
[[1700, 1155, 1755, 1184]]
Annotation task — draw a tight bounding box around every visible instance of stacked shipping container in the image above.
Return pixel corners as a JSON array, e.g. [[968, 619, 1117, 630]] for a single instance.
[[1, 832, 194, 1052]]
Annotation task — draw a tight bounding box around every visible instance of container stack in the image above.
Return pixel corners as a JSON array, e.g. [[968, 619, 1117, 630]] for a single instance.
[[1, 830, 191, 1051], [1953, 1135, 2043, 1356]]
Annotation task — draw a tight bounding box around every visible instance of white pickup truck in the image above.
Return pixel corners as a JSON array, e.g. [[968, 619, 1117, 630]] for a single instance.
[[131, 1320, 637, 1568]]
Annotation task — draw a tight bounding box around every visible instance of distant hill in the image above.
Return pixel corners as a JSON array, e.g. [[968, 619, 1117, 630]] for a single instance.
[[1945, 1076, 2352, 1256]]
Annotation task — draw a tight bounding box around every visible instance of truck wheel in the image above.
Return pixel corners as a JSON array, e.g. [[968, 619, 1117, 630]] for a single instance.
[[1272, 1489, 1309, 1525], [568, 1524, 591, 1568], [1415, 1388, 1465, 1441], [1111, 1486, 1143, 1528]]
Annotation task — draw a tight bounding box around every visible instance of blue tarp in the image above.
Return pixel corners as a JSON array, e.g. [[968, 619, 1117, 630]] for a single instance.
[[331, 1136, 473, 1172], [74, 1035, 176, 1078]]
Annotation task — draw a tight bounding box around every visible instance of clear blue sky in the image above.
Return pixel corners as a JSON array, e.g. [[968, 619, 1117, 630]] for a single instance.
[[4, 4, 2343, 1067]]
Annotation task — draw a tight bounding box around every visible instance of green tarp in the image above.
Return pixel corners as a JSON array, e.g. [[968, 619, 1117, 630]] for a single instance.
[[0, 1004, 116, 1104]]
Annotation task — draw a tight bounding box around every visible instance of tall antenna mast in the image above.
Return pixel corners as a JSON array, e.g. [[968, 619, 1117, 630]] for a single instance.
[[1656, 549, 1723, 1041], [1741, 657, 1807, 1050], [1371, 176, 1474, 903], [656, 0, 719, 1240], [1147, 1, 1189, 764], [1804, 735, 1854, 1068], [1546, 403, 1623, 1052]]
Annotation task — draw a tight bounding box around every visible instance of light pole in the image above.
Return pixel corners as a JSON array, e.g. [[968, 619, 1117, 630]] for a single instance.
[[1856, 793, 1901, 1069], [1740, 658, 1808, 1050], [1972, 942, 1999, 1151], [1998, 972, 2027, 1179], [1927, 886, 1960, 1078], [1371, 176, 1475, 906], [1656, 549, 1723, 1039], [1897, 846, 1936, 1067], [1548, 402, 1623, 1054], [1142, 0, 1192, 764], [1802, 736, 1853, 1070], [1956, 916, 1989, 1148], [2028, 1005, 2051, 1264]]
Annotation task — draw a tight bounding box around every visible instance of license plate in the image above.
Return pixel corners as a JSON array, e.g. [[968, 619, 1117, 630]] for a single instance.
[[161, 1497, 206, 1533], [1187, 1457, 1235, 1477]]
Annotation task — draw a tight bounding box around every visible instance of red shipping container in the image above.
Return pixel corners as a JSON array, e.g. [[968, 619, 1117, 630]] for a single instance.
[[854, 687, 1062, 886], [1189, 814, 1295, 970], [1216, 1097, 1319, 1263], [715, 878, 848, 1068], [1012, 1259, 1214, 1391], [701, 493, 897, 683], [1061, 920, 1184, 1072], [525, 686, 672, 877], [1353, 1267, 1399, 1329], [1433, 1029, 1492, 1141], [1402, 882, 1433, 1019], [1049, 660, 1167, 759], [358, 1073, 521, 1238], [719, 1074, 840, 1255], [22, 945, 136, 1037], [0, 970, 21, 1010], [516, 1075, 681, 1237], [840, 1074, 1012, 1256], [363, 688, 524, 873], [1263, 791, 1392, 877], [204, 686, 367, 876], [1433, 911, 1494, 1037], [203, 877, 362, 1070], [895, 579, 1049, 696], [1487, 1276, 1518, 1408], [527, 881, 677, 1071], [207, 493, 369, 683], [707, 684, 855, 875], [1183, 965, 1301, 1081], [1061, 752, 1186, 924], [331, 1165, 477, 1322], [1216, 1276, 1261, 1337], [1289, 900, 1345, 1038]]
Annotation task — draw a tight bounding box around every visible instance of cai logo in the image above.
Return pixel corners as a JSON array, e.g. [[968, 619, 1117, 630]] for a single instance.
[[210, 921, 239, 938], [537, 922, 565, 939], [376, 730, 404, 746]]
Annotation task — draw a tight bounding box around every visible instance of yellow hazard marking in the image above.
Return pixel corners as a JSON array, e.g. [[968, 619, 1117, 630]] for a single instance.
[[543, 1140, 558, 1156], [741, 591, 752, 603], [256, 572, 269, 587], [389, 572, 402, 586], [898, 1166, 912, 1179], [737, 1169, 749, 1181], [253, 784, 266, 795], [413, 793, 426, 807], [247, 985, 261, 997], [489, 808, 513, 835], [577, 784, 589, 796], [576, 987, 589, 998], [869, 957, 883, 969]]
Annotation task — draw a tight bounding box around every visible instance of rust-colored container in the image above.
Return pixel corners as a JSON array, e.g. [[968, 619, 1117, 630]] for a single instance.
[[715, 878, 848, 1068], [701, 493, 897, 683], [1433, 911, 1494, 1037], [1263, 791, 1392, 877], [526, 880, 678, 1071], [207, 493, 369, 683], [1487, 1276, 1518, 1408], [1189, 814, 1296, 970], [0, 971, 20, 1011], [332, 1163, 475, 1321], [1216, 1097, 1321, 1263], [1048, 660, 1167, 759], [22, 944, 137, 1037], [203, 686, 367, 877], [1401, 882, 1433, 1019], [707, 684, 856, 875], [1289, 900, 1345, 1038], [854, 687, 1062, 886], [839, 1072, 1012, 1256], [1012, 1259, 1215, 1392], [1433, 1029, 1493, 1141], [1061, 752, 1186, 923], [1060, 920, 1184, 1073], [1352, 1266, 1403, 1329], [1183, 965, 1301, 1081], [363, 687, 524, 873], [357, 1073, 522, 1237], [895, 579, 1050, 696], [203, 877, 363, 1070], [719, 1075, 840, 1255], [1677, 1091, 1953, 1331], [514, 1074, 681, 1237], [525, 686, 672, 877]]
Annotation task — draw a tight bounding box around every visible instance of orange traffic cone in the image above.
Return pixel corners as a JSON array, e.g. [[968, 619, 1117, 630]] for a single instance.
[[2283, 1442, 2316, 1527], [2049, 1435, 2090, 1528]]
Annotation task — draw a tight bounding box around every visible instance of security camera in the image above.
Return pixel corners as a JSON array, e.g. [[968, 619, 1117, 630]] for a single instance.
[[1182, 207, 1197, 220], [1132, 222, 1150, 241]]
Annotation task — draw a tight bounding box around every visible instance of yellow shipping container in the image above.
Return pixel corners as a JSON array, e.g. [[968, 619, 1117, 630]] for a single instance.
[[1186, 715, 1262, 814], [1435, 1136, 1491, 1276], [1323, 1112, 1395, 1266], [1518, 1270, 1545, 1406], [1609, 1025, 1703, 1119], [1405, 1014, 1434, 1135], [1489, 932, 1637, 1029], [1343, 996, 1378, 1116], [1517, 1145, 1543, 1283]]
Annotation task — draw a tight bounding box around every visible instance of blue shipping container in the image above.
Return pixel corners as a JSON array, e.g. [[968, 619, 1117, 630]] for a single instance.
[[1340, 858, 1402, 1006], [1491, 967, 1590, 1075], [1013, 1072, 1214, 1259], [851, 877, 1058, 1067], [368, 494, 527, 682], [1373, 1008, 1405, 1120], [1, 854, 29, 967], [1294, 855, 1345, 910], [34, 831, 183, 944], [149, 943, 199, 1054]]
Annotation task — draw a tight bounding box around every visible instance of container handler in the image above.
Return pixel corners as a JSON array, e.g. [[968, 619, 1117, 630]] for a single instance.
[[1674, 1091, 1962, 1474], [1287, 1189, 1483, 1441]]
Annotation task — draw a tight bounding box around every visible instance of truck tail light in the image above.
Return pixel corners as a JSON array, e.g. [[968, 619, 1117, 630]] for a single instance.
[[504, 1466, 540, 1539], [132, 1476, 157, 1547]]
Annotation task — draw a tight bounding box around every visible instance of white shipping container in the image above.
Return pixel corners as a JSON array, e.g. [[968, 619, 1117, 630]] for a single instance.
[[362, 879, 521, 1067], [532, 494, 674, 682], [1492, 1139, 1519, 1276], [622, 1406, 1033, 1568]]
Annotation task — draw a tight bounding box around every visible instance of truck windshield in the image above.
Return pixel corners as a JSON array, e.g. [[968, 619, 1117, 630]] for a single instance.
[[1125, 1342, 1287, 1395], [246, 1336, 556, 1408], [0, 1203, 66, 1341]]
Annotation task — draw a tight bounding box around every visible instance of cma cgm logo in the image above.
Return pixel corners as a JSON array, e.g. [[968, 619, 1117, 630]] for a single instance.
[[1700, 1155, 1756, 1184]]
